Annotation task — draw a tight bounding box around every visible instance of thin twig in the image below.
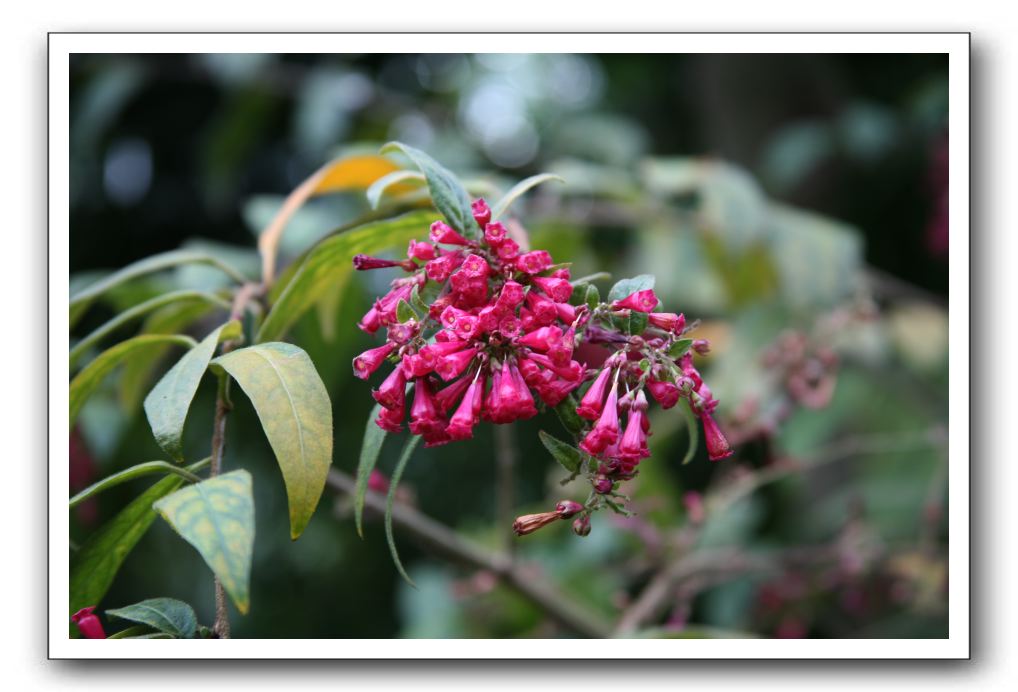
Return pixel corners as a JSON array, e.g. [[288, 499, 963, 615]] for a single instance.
[[208, 282, 263, 639], [327, 469, 611, 638]]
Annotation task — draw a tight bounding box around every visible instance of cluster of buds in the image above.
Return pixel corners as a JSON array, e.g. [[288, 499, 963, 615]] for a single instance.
[[352, 197, 731, 536]]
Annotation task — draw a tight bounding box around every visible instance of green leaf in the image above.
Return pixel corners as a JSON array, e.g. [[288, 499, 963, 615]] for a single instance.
[[553, 395, 585, 440], [68, 459, 208, 625], [144, 321, 241, 462], [491, 173, 565, 219], [680, 404, 699, 466], [153, 470, 255, 614], [106, 597, 198, 639], [354, 403, 387, 538], [396, 299, 416, 324], [668, 338, 694, 359], [119, 299, 220, 412], [69, 249, 247, 329], [408, 284, 430, 317], [70, 289, 230, 369], [366, 169, 426, 209], [539, 430, 584, 474], [584, 284, 601, 310], [381, 141, 475, 238], [628, 311, 649, 335], [69, 459, 207, 509], [107, 624, 158, 639], [70, 334, 197, 432], [385, 435, 421, 587], [257, 210, 434, 342], [212, 342, 332, 539], [607, 274, 656, 303]]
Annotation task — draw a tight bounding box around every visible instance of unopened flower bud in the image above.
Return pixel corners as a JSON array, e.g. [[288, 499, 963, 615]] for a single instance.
[[593, 475, 613, 494], [472, 198, 492, 228], [512, 511, 560, 536], [572, 515, 591, 537], [555, 500, 584, 518], [692, 339, 711, 355], [71, 606, 106, 639]]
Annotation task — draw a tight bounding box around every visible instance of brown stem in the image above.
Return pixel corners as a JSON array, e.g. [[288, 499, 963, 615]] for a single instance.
[[327, 469, 611, 638], [209, 282, 263, 639]]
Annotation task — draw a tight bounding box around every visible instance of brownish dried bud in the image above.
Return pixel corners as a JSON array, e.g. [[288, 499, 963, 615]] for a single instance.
[[512, 511, 561, 537]]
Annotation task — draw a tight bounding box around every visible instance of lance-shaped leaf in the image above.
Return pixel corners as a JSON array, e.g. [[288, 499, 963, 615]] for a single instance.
[[491, 172, 565, 220], [257, 210, 433, 342], [385, 435, 421, 587], [366, 169, 426, 209], [354, 403, 387, 538], [212, 343, 332, 539], [257, 154, 404, 285], [608, 274, 656, 302], [144, 321, 241, 461], [69, 460, 208, 628], [106, 597, 198, 639], [154, 470, 255, 614], [539, 430, 584, 474], [69, 459, 205, 509], [69, 249, 247, 329], [70, 334, 196, 431], [380, 142, 475, 238]]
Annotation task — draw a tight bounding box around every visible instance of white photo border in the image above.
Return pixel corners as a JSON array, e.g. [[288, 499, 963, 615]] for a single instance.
[[48, 32, 970, 659]]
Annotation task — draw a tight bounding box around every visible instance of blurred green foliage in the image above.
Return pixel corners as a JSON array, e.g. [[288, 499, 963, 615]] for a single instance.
[[70, 53, 949, 639]]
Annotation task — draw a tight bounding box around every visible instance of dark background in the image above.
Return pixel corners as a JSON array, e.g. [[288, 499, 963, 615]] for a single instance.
[[69, 53, 949, 639]]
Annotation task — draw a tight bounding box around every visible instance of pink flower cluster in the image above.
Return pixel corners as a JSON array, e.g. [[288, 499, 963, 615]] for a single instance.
[[352, 197, 732, 529], [352, 199, 585, 448]]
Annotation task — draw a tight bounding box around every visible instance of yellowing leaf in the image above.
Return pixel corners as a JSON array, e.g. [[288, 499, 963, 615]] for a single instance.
[[257, 154, 408, 285], [212, 343, 332, 539], [154, 470, 255, 614]]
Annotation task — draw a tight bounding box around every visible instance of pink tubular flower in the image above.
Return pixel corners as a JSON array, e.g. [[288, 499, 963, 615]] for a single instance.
[[472, 198, 492, 228], [555, 500, 584, 518], [408, 378, 445, 437], [532, 276, 573, 303], [372, 367, 407, 410], [407, 239, 436, 261], [516, 250, 553, 275], [494, 280, 526, 313], [353, 254, 416, 271], [525, 291, 559, 325], [358, 305, 382, 334], [352, 343, 396, 380], [618, 391, 651, 462], [536, 376, 580, 407], [576, 367, 614, 420], [375, 402, 404, 432], [648, 312, 686, 333], [518, 325, 563, 351], [484, 221, 507, 246], [434, 371, 475, 413], [71, 606, 105, 639], [430, 220, 470, 246], [524, 352, 583, 381], [547, 326, 575, 366], [647, 377, 681, 409], [580, 377, 620, 455], [425, 252, 464, 282], [435, 346, 479, 381], [556, 302, 578, 324], [613, 289, 659, 313], [700, 411, 733, 462], [496, 238, 520, 260], [446, 372, 486, 440]]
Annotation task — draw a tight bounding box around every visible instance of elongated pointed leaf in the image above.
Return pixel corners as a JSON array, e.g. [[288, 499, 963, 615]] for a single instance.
[[381, 142, 475, 238], [70, 334, 196, 431], [354, 404, 387, 538], [107, 597, 198, 639], [69, 289, 230, 369], [385, 435, 421, 587], [154, 470, 255, 614], [366, 169, 426, 209], [69, 460, 208, 627], [257, 154, 403, 284], [257, 210, 434, 342], [212, 343, 332, 539], [144, 321, 241, 461], [69, 249, 247, 329], [608, 274, 656, 302], [119, 300, 219, 411], [491, 173, 565, 219], [69, 459, 205, 509], [539, 430, 584, 474]]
